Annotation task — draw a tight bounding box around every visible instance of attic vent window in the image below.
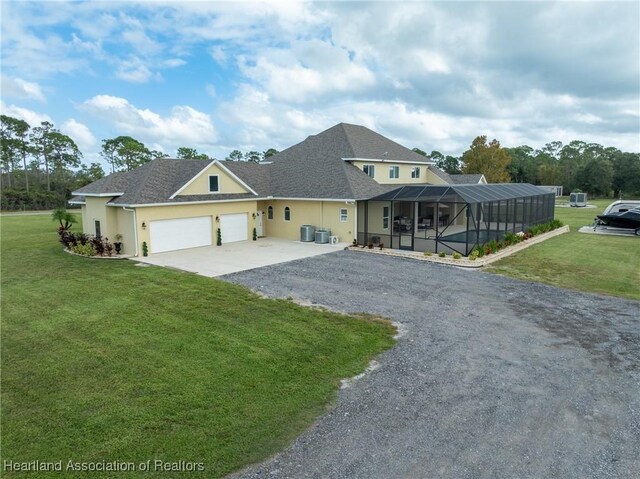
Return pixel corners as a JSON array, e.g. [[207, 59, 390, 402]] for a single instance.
[[209, 175, 219, 193]]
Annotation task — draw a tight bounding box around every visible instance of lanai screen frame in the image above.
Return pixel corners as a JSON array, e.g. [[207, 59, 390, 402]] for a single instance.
[[358, 184, 555, 256]]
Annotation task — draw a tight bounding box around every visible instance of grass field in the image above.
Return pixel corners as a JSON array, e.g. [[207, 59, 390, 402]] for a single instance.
[[0, 215, 395, 478], [487, 198, 640, 300]]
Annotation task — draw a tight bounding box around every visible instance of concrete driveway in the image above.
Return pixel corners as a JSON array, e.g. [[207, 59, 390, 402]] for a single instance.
[[224, 251, 640, 479], [131, 237, 347, 277]]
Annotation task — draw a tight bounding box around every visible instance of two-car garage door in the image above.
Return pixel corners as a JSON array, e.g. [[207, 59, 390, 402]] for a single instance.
[[149, 213, 248, 254]]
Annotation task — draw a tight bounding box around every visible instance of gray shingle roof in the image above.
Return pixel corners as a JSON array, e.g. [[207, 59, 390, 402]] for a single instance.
[[449, 174, 485, 184], [73, 159, 213, 205], [222, 161, 270, 195], [72, 123, 455, 205], [428, 166, 454, 184], [265, 123, 425, 199]]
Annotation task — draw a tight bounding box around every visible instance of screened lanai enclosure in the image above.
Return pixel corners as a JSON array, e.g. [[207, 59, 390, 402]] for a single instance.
[[357, 184, 555, 256]]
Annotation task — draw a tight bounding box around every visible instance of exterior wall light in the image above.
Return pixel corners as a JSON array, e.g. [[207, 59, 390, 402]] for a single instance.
[[252, 212, 256, 219], [215, 216, 220, 222], [141, 221, 147, 229]]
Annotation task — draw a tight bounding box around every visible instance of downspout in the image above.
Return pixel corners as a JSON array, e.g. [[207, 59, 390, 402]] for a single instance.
[[122, 207, 139, 257], [353, 201, 358, 244]]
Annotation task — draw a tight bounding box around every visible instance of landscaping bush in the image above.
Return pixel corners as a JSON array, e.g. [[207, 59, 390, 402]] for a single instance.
[[58, 230, 114, 257], [438, 252, 446, 258], [468, 251, 479, 261], [486, 240, 500, 254], [526, 219, 563, 238], [424, 251, 432, 256], [452, 252, 461, 260], [504, 232, 521, 245], [71, 243, 96, 256]]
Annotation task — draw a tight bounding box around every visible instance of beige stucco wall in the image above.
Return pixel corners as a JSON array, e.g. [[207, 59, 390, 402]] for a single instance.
[[351, 161, 429, 184], [177, 163, 249, 196], [80, 199, 137, 255], [257, 200, 356, 242], [115, 207, 136, 256], [135, 200, 259, 255], [351, 161, 449, 186], [425, 169, 449, 185], [82, 197, 118, 238], [366, 201, 392, 234]]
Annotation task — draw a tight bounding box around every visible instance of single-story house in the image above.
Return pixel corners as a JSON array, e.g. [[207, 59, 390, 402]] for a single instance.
[[71, 123, 552, 256]]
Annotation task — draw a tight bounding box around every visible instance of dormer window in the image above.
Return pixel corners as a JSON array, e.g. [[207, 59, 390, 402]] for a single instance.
[[411, 167, 421, 179], [209, 175, 219, 192], [363, 164, 375, 177]]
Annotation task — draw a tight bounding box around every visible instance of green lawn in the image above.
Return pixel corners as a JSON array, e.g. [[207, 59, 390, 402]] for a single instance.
[[1, 215, 395, 478], [486, 198, 640, 300]]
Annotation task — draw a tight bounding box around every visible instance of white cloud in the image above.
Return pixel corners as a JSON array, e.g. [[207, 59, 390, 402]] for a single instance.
[[81, 94, 217, 152], [238, 40, 376, 104], [115, 57, 156, 83], [208, 46, 227, 64], [60, 119, 96, 151], [0, 75, 46, 102], [0, 101, 52, 126], [163, 58, 186, 68], [121, 28, 162, 56], [1, 1, 638, 157], [205, 84, 217, 97]]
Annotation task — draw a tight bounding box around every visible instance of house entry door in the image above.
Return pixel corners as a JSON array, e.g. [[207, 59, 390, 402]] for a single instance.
[[256, 210, 264, 237]]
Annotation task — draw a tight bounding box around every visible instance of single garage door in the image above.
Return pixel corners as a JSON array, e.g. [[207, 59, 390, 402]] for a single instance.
[[220, 213, 248, 243], [150, 216, 212, 253]]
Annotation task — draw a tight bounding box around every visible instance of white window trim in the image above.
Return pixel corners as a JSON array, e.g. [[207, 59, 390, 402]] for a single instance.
[[267, 205, 274, 220], [383, 206, 390, 230], [340, 208, 348, 222], [363, 164, 375, 177], [389, 166, 399, 179], [283, 206, 291, 222], [208, 174, 220, 193], [411, 166, 421, 179]]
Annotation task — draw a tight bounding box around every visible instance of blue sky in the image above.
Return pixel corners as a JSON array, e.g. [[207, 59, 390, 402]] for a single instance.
[[1, 1, 638, 167]]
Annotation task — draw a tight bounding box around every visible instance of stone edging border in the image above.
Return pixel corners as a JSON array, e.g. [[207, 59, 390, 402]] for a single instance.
[[346, 225, 570, 268], [63, 248, 131, 260]]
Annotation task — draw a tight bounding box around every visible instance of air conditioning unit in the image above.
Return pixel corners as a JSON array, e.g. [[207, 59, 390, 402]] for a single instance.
[[329, 235, 339, 245]]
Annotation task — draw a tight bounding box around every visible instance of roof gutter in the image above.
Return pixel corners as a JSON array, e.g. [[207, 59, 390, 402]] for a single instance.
[[342, 157, 435, 165], [71, 192, 124, 197], [122, 207, 139, 257]]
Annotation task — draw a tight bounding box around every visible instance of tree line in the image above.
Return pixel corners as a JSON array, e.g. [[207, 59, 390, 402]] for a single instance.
[[3, 112, 638, 211], [0, 114, 214, 210], [413, 136, 640, 197], [224, 148, 279, 162]]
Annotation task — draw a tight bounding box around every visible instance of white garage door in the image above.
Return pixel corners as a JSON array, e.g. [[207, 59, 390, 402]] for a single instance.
[[150, 216, 212, 253], [220, 213, 248, 243]]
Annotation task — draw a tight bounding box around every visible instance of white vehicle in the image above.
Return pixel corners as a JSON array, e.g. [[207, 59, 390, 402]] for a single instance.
[[600, 200, 640, 216]]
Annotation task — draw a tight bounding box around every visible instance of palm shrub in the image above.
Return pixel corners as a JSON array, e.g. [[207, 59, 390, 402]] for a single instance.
[[52, 208, 77, 232]]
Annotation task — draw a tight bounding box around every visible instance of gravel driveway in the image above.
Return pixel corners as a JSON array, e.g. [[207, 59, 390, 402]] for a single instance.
[[223, 251, 640, 479]]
